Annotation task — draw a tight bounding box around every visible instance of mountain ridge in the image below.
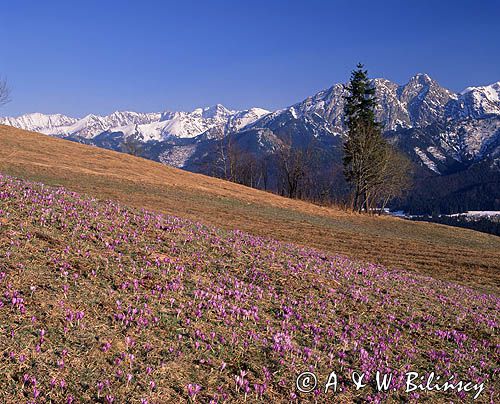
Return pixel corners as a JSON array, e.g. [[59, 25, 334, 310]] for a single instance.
[[4, 73, 499, 141], [0, 105, 270, 141], [2, 73, 499, 214]]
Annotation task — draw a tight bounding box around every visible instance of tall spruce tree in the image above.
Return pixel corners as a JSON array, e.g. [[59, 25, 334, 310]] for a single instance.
[[343, 64, 388, 212]]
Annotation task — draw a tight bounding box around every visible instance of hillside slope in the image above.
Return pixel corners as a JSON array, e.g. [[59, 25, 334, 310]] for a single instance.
[[0, 124, 499, 293], [0, 173, 497, 402]]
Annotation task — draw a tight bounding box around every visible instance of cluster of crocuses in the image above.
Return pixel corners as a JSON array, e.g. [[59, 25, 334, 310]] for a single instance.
[[0, 173, 498, 403]]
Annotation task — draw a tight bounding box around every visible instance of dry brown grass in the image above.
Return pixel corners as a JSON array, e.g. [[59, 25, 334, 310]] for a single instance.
[[1, 124, 499, 293]]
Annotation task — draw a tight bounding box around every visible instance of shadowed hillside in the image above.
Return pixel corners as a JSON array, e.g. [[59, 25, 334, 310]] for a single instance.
[[1, 124, 499, 293]]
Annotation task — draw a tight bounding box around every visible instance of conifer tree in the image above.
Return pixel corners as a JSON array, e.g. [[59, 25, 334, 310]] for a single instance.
[[343, 64, 388, 212]]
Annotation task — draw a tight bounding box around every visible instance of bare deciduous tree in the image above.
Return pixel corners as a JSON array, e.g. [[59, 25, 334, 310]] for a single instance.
[[213, 135, 234, 180], [344, 122, 389, 212], [212, 135, 264, 188], [0, 78, 11, 107], [275, 138, 319, 199], [258, 155, 271, 191], [345, 125, 412, 214], [369, 146, 412, 214]]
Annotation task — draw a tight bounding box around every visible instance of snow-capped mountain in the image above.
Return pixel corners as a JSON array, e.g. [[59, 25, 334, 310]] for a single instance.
[[0, 111, 161, 139], [1, 73, 499, 214], [448, 82, 500, 119], [0, 105, 270, 142], [240, 74, 500, 174], [249, 73, 465, 135], [1, 73, 498, 177], [0, 112, 78, 134]]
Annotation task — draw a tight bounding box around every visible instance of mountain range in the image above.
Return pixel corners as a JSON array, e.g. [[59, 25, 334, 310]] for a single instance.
[[0, 105, 270, 141], [2, 73, 499, 213]]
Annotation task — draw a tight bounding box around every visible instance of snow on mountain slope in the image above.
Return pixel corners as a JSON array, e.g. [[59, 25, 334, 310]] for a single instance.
[[157, 104, 233, 139], [226, 107, 270, 132], [462, 82, 500, 102], [243, 74, 499, 171], [0, 111, 161, 138], [0, 112, 78, 134], [414, 146, 440, 173], [1, 74, 499, 176], [286, 73, 457, 132], [449, 82, 500, 119], [398, 73, 457, 127], [245, 73, 463, 138], [1, 104, 269, 142]]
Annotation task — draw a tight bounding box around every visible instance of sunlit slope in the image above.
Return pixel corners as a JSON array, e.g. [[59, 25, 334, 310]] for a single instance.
[[1, 124, 499, 292], [0, 174, 497, 402]]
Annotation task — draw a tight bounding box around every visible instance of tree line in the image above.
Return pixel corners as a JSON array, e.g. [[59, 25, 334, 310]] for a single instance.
[[209, 133, 346, 204]]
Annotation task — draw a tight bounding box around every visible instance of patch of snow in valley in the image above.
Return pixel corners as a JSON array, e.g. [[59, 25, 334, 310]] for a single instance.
[[447, 211, 500, 218]]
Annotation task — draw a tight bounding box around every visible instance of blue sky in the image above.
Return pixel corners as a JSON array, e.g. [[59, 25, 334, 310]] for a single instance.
[[1, 0, 498, 117]]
